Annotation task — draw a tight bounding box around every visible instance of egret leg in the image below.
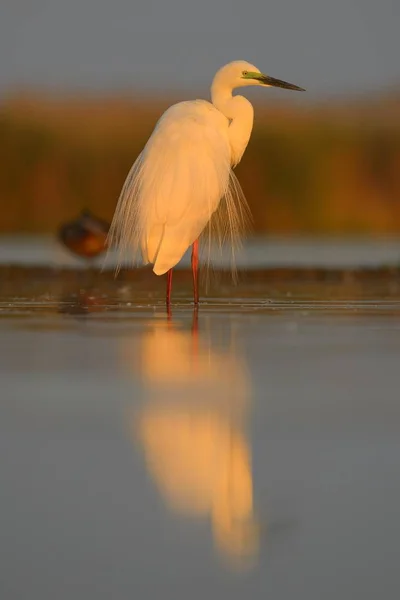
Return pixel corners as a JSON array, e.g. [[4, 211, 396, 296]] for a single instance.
[[191, 239, 199, 305], [166, 268, 173, 307]]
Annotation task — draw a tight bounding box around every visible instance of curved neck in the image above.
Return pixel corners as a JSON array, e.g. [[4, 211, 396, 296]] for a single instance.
[[211, 79, 254, 167]]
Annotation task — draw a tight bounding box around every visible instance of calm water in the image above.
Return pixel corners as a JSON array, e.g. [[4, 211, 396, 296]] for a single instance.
[[1, 234, 400, 268], [1, 238, 400, 599]]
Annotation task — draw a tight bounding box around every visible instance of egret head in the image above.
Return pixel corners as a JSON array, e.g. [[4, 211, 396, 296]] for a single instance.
[[214, 60, 305, 92]]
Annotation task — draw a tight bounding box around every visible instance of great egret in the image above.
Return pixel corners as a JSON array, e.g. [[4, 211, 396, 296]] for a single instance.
[[108, 60, 304, 304]]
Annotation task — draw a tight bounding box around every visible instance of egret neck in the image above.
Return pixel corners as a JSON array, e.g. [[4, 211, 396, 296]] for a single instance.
[[211, 79, 254, 167]]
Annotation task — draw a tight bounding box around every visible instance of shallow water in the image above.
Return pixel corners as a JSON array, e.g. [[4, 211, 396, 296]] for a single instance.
[[1, 242, 400, 598], [1, 234, 400, 268]]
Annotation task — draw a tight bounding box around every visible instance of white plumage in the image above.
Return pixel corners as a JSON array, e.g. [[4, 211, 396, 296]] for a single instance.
[[109, 97, 247, 276], [108, 60, 304, 302], [139, 101, 232, 275]]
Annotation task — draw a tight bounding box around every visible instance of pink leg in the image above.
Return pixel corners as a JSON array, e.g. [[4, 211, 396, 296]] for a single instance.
[[191, 239, 199, 305], [166, 268, 173, 307]]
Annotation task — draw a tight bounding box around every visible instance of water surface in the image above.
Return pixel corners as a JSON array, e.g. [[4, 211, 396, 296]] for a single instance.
[[1, 235, 400, 268], [1, 240, 400, 599]]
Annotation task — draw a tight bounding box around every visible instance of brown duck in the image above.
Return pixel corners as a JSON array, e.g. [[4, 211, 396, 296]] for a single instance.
[[58, 209, 110, 259]]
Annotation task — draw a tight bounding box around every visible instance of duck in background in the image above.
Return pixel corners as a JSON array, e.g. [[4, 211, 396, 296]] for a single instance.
[[58, 209, 110, 259]]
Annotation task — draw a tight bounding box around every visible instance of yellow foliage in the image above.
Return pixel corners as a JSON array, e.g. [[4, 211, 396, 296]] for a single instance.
[[1, 92, 400, 234]]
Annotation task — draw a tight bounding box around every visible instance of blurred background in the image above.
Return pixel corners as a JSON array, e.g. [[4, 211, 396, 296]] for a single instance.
[[3, 4, 400, 597], [1, 0, 400, 239]]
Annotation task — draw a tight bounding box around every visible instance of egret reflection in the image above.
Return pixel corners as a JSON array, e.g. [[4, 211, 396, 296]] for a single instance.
[[124, 311, 259, 566]]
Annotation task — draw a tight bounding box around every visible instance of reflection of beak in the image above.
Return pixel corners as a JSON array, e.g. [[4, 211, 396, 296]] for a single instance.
[[260, 74, 305, 91]]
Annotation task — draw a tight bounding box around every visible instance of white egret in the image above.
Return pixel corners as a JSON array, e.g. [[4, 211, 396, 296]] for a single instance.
[[108, 60, 304, 304]]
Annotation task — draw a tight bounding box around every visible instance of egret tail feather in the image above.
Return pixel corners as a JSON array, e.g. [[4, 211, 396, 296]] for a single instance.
[[107, 101, 251, 278]]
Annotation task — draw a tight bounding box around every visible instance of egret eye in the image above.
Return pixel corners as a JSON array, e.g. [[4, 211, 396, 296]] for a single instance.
[[242, 70, 248, 76]]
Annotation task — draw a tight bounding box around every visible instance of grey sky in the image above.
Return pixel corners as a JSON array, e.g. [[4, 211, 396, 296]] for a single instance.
[[1, 0, 399, 99]]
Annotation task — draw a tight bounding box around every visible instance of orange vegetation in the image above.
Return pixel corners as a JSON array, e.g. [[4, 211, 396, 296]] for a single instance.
[[1, 90, 400, 234]]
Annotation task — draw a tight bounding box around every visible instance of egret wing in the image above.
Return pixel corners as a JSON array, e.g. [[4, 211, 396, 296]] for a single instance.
[[108, 100, 250, 275]]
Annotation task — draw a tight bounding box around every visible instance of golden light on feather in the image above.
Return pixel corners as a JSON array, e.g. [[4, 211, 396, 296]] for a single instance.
[[108, 60, 304, 305]]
